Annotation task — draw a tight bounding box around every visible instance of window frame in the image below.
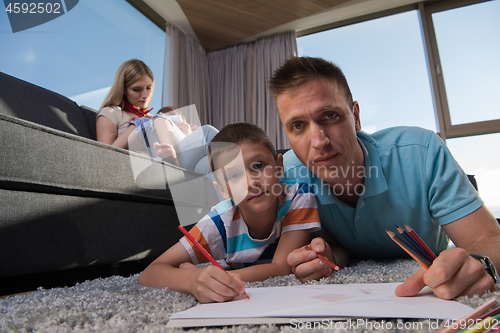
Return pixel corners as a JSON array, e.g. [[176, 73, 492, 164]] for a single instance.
[[296, 0, 500, 142], [420, 0, 500, 140]]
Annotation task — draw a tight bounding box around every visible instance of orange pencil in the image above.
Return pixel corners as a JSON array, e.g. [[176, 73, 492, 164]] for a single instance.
[[178, 225, 250, 299], [404, 224, 438, 260], [305, 245, 340, 271], [386, 230, 432, 269]]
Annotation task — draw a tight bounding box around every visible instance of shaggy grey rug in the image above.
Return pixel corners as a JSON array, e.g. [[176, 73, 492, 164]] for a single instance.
[[1, 259, 499, 332]]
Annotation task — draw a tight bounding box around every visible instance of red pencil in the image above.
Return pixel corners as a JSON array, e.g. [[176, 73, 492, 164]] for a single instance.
[[178, 225, 250, 299], [404, 224, 438, 260], [305, 245, 340, 271]]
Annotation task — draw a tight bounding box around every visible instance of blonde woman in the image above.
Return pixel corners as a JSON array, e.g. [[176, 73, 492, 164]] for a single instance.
[[96, 59, 154, 148]]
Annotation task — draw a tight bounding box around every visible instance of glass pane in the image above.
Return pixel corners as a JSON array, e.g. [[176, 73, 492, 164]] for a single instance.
[[447, 133, 500, 218], [432, 0, 500, 125], [0, 0, 166, 112], [298, 10, 436, 134]]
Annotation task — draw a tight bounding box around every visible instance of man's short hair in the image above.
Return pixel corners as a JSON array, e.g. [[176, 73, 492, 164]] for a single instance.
[[208, 122, 277, 173], [269, 56, 353, 107]]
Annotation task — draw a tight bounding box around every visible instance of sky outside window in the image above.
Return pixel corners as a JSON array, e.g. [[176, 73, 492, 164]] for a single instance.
[[0, 0, 166, 112], [298, 10, 436, 134], [432, 0, 500, 125], [447, 133, 500, 218]]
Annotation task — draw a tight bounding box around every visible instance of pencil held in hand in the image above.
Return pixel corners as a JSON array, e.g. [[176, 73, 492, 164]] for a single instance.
[[304, 245, 340, 271], [178, 225, 250, 300], [395, 225, 434, 263], [386, 230, 432, 269], [404, 224, 437, 260]]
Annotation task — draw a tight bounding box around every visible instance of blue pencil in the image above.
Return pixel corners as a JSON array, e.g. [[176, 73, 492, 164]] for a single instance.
[[395, 225, 434, 263], [386, 230, 432, 269]]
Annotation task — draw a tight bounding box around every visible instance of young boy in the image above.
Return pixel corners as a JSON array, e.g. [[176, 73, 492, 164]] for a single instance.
[[138, 123, 329, 303]]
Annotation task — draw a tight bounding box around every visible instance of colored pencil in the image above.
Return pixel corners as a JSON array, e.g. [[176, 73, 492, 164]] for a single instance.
[[304, 245, 340, 271], [437, 298, 498, 333], [386, 230, 432, 269], [478, 305, 500, 321], [491, 323, 500, 333], [178, 225, 250, 299], [395, 225, 434, 263], [461, 315, 500, 333], [404, 224, 438, 260]]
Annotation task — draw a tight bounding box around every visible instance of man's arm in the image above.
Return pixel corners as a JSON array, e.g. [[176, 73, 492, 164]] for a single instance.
[[443, 205, 500, 266], [396, 205, 500, 299]]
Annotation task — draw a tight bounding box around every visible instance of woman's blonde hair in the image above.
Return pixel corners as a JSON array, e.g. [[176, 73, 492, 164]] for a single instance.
[[100, 59, 154, 110]]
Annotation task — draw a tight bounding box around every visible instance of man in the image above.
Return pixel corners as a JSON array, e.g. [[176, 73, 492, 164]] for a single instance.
[[269, 56, 500, 299]]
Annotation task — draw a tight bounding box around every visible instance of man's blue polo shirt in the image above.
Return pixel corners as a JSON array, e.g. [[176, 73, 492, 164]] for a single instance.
[[281, 126, 483, 259]]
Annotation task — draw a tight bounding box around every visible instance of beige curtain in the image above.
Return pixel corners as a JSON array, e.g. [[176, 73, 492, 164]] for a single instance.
[[207, 32, 297, 149], [163, 24, 297, 149], [163, 23, 211, 124]]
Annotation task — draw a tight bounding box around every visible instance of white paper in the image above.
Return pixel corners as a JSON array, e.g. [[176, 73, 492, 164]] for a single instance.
[[168, 283, 472, 327]]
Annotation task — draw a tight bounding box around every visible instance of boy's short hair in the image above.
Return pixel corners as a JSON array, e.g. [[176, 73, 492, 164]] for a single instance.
[[209, 122, 277, 174]]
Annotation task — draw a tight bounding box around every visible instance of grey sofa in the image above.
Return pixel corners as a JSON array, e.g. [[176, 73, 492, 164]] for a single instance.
[[0, 71, 220, 289]]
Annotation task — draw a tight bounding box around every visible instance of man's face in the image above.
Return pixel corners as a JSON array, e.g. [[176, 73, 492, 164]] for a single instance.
[[277, 78, 363, 186]]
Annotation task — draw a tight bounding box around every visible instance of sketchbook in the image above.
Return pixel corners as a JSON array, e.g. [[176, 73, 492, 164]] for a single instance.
[[167, 283, 473, 328]]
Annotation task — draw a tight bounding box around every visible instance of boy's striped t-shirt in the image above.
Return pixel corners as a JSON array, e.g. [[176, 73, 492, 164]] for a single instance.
[[179, 182, 321, 268]]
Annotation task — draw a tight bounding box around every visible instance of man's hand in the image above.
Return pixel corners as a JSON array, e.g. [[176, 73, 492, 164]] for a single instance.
[[395, 247, 496, 299], [287, 237, 335, 282]]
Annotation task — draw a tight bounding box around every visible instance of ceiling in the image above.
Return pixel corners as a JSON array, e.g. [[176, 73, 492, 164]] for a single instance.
[[136, 0, 426, 52], [175, 0, 351, 52]]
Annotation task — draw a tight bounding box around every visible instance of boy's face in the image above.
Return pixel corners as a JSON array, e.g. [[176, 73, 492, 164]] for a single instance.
[[214, 142, 283, 216]]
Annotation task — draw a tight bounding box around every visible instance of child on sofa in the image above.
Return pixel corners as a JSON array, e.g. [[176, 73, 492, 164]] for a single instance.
[[129, 106, 219, 175], [138, 122, 332, 303]]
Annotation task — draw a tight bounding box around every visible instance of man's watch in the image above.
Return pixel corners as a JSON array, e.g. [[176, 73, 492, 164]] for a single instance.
[[469, 254, 500, 284]]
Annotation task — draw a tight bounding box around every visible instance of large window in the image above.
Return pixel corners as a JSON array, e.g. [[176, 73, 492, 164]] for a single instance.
[[298, 0, 500, 217], [424, 0, 500, 218], [298, 10, 436, 134], [0, 0, 166, 112], [431, 0, 500, 126], [447, 133, 500, 218]]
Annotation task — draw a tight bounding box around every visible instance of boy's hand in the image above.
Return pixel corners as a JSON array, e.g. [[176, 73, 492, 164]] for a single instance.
[[187, 265, 246, 303], [287, 237, 334, 282], [395, 247, 496, 299]]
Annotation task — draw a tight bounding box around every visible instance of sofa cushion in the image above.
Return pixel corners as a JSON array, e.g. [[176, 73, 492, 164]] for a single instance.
[[0, 113, 219, 207], [0, 114, 221, 277], [79, 105, 98, 141], [0, 71, 94, 139]]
